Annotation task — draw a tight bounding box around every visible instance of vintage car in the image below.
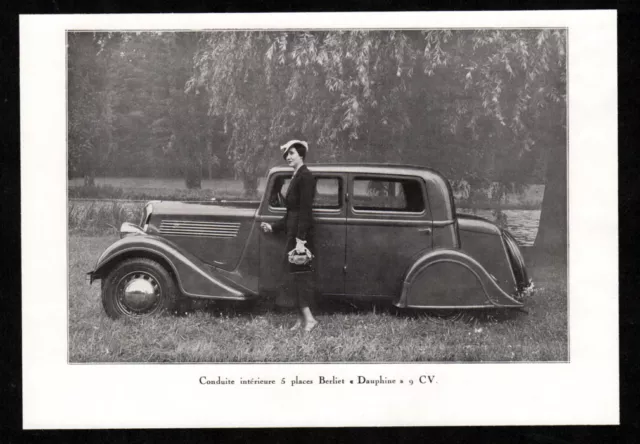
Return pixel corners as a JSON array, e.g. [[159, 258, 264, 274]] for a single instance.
[[88, 164, 532, 319]]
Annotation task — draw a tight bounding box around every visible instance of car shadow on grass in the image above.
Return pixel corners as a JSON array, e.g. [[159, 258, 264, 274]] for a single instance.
[[173, 294, 526, 326]]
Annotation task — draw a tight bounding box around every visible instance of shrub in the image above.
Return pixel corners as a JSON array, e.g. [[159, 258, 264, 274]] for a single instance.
[[69, 201, 143, 235], [68, 184, 126, 200], [68, 184, 242, 201]]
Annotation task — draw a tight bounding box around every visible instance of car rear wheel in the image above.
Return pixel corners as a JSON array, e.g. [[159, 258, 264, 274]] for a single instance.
[[101, 258, 178, 319]]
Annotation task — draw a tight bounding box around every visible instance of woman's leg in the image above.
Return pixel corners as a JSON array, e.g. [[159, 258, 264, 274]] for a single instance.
[[280, 237, 302, 329], [294, 268, 318, 332], [301, 306, 318, 332]]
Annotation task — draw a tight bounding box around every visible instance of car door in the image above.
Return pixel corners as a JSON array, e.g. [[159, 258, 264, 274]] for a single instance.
[[258, 172, 347, 296], [345, 174, 433, 298]]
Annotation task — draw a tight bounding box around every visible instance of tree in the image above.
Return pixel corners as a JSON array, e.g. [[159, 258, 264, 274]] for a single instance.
[[160, 32, 210, 189], [68, 30, 567, 259], [70, 32, 218, 187], [417, 30, 567, 259], [68, 32, 117, 184], [191, 29, 566, 257], [104, 32, 212, 187]]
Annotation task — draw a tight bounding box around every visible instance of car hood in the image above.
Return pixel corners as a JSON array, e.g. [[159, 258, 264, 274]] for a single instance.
[[456, 213, 502, 236], [150, 200, 258, 218]]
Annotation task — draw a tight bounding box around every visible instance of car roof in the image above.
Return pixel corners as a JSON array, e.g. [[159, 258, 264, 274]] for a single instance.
[[269, 163, 447, 180]]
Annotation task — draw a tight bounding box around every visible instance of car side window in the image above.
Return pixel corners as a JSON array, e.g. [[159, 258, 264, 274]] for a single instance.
[[268, 175, 341, 209], [352, 177, 425, 213], [313, 177, 341, 209], [268, 175, 292, 208]]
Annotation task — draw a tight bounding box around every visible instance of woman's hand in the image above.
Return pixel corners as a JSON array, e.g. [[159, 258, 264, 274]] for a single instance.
[[260, 222, 273, 233], [295, 238, 307, 253]]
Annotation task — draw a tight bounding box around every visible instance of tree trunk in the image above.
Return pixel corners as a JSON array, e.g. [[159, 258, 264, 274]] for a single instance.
[[207, 139, 213, 180], [242, 173, 258, 198], [83, 174, 95, 187], [83, 163, 96, 187], [533, 141, 567, 264], [184, 158, 202, 189]]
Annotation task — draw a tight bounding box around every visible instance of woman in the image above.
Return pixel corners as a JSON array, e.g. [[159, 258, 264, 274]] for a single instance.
[[261, 140, 319, 332]]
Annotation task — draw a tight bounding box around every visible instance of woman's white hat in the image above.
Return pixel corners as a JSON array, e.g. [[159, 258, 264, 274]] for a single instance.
[[280, 140, 309, 158]]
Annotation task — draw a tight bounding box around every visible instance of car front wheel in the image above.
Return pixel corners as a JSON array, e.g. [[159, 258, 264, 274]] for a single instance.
[[101, 258, 178, 319]]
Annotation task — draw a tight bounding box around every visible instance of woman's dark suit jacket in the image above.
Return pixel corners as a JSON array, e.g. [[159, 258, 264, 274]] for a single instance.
[[272, 164, 316, 306], [271, 164, 315, 242]]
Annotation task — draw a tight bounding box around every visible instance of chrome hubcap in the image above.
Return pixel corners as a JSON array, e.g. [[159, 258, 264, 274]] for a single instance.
[[117, 272, 161, 315]]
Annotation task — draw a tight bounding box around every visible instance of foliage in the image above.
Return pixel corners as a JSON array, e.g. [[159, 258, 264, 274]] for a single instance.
[[68, 33, 117, 183], [69, 30, 565, 188], [189, 30, 565, 187], [68, 183, 233, 201], [68, 201, 142, 235], [69, 184, 127, 199], [68, 32, 230, 187], [68, 30, 566, 255]]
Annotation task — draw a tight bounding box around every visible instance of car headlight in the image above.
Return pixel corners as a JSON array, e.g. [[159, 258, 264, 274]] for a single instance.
[[120, 222, 147, 238], [141, 203, 153, 231]]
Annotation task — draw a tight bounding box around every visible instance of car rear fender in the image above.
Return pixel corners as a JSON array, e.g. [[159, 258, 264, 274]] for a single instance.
[[395, 249, 523, 309], [88, 235, 253, 301]]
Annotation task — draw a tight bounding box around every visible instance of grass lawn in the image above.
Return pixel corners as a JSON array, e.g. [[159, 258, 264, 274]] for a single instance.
[[69, 234, 567, 363]]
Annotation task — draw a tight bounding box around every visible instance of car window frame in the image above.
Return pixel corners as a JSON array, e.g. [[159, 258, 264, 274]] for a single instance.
[[312, 175, 344, 214], [349, 174, 429, 218], [266, 173, 344, 214]]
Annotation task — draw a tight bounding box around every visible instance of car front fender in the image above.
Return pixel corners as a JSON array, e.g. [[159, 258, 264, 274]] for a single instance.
[[395, 249, 523, 309], [88, 235, 252, 301]]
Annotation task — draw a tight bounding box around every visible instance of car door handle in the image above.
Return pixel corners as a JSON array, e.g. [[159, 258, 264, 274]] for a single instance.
[[418, 227, 432, 235]]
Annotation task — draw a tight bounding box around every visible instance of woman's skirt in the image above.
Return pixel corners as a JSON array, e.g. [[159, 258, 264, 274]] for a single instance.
[[275, 236, 317, 309]]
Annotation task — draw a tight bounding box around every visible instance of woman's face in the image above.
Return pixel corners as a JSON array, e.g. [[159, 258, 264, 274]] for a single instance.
[[285, 147, 304, 169]]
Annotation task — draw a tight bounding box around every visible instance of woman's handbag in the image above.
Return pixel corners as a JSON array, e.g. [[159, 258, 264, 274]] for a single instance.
[[288, 246, 314, 266]]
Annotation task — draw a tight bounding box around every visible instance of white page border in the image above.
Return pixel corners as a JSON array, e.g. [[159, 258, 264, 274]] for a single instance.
[[21, 10, 618, 428]]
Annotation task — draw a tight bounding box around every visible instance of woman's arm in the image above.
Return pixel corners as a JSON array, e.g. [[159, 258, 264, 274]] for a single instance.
[[271, 214, 286, 233], [296, 171, 315, 240]]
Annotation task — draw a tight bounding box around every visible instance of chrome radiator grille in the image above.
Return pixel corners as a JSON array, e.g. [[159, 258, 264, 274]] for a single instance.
[[159, 220, 241, 238]]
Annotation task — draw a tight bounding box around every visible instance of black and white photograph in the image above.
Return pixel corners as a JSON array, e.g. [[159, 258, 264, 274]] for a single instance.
[[21, 11, 618, 427], [67, 26, 566, 363]]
